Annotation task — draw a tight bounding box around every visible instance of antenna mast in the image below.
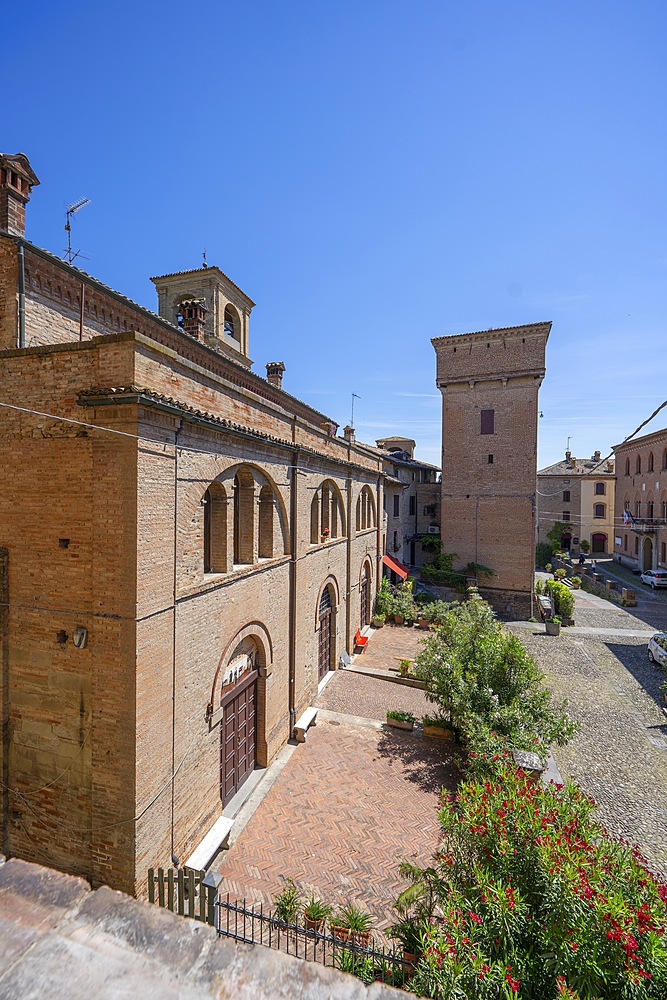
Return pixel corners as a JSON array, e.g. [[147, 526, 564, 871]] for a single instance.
[[64, 197, 91, 264], [351, 392, 360, 427]]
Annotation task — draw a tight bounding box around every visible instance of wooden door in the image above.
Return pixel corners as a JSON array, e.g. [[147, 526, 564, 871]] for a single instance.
[[318, 587, 332, 680], [220, 675, 256, 806], [360, 565, 370, 626]]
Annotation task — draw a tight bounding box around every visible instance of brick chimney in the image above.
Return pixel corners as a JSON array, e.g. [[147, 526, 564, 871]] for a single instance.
[[178, 298, 207, 341], [565, 450, 572, 463], [343, 425, 355, 443], [265, 361, 285, 388], [593, 450, 601, 461], [0, 153, 39, 237]]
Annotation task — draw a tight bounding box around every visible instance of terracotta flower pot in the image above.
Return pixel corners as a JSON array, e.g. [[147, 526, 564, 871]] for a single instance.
[[330, 923, 350, 943], [304, 915, 325, 934], [423, 724, 454, 740]]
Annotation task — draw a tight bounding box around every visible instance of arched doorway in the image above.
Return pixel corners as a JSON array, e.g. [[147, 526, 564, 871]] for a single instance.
[[218, 638, 258, 806], [360, 562, 371, 627], [562, 534, 572, 551], [643, 536, 653, 572], [591, 533, 607, 554], [318, 586, 333, 680]]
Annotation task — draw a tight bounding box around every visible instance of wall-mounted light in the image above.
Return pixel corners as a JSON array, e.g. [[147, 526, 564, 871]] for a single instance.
[[56, 630, 68, 644], [72, 626, 88, 649]]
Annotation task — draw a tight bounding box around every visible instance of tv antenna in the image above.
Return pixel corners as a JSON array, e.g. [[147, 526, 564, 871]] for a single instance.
[[64, 197, 91, 264], [351, 392, 361, 428]]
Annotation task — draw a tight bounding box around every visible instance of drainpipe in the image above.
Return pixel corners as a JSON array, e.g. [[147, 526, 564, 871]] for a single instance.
[[345, 468, 353, 652], [171, 416, 184, 862], [288, 450, 300, 736], [17, 242, 26, 348]]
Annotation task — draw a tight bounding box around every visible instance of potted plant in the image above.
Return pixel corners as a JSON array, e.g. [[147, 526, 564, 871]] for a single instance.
[[390, 917, 423, 974], [371, 612, 386, 628], [570, 575, 582, 590], [302, 895, 333, 934], [272, 877, 301, 927], [398, 658, 411, 678], [545, 562, 553, 574], [554, 567, 567, 580], [320, 527, 330, 543], [422, 713, 455, 740], [331, 902, 375, 947], [386, 709, 415, 731], [545, 615, 561, 636]]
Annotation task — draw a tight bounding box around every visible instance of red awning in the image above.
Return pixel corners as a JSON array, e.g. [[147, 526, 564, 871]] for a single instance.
[[382, 553, 409, 580]]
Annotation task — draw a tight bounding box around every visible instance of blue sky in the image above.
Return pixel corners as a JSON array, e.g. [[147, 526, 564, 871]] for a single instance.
[[4, 0, 666, 467]]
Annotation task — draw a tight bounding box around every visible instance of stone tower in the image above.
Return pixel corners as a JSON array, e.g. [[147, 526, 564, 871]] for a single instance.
[[151, 265, 255, 368], [432, 321, 551, 618]]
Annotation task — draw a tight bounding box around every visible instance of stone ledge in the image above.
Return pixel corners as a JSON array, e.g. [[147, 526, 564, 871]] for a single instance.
[[0, 859, 404, 999]]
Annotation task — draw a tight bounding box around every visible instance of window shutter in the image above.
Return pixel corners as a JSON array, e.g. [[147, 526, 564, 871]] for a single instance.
[[480, 409, 494, 435]]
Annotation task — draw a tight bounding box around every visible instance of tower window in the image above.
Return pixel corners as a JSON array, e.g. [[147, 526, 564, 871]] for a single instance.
[[480, 409, 494, 435], [488, 454, 493, 464], [595, 482, 605, 495], [562, 490, 570, 502]]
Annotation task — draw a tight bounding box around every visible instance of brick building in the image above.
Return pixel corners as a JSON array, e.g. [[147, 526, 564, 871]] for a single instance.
[[537, 450, 616, 555], [613, 427, 667, 572], [0, 154, 386, 893], [355, 436, 440, 572], [432, 323, 550, 618]]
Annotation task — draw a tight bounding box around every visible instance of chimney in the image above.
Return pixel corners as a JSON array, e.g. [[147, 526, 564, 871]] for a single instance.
[[0, 153, 40, 237], [179, 298, 208, 341], [265, 361, 285, 388], [565, 450, 571, 463], [343, 425, 355, 443], [593, 450, 601, 461]]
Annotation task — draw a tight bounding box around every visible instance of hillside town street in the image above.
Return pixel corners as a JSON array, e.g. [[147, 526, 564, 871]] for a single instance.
[[509, 581, 667, 877]]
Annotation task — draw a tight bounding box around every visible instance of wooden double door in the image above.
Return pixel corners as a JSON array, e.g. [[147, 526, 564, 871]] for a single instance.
[[220, 672, 257, 806]]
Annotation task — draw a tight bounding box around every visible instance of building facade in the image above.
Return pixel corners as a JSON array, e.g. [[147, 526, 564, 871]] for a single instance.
[[537, 450, 616, 555], [0, 154, 385, 894], [613, 428, 667, 572], [357, 436, 440, 572], [432, 323, 550, 618]]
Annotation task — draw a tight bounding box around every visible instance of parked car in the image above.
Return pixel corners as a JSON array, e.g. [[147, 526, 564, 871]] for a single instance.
[[639, 569, 667, 589], [648, 632, 667, 668]]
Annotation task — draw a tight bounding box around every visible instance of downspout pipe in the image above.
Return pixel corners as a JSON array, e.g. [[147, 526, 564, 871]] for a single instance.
[[288, 450, 300, 737], [171, 416, 184, 863], [17, 242, 26, 348]]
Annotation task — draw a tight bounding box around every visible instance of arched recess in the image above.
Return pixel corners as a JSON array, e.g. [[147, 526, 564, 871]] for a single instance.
[[234, 467, 255, 564], [208, 621, 274, 794], [204, 481, 229, 573], [591, 532, 607, 554], [642, 536, 653, 572], [258, 484, 274, 558], [359, 558, 373, 627], [310, 479, 346, 542], [316, 581, 337, 681], [224, 303, 241, 341], [648, 452, 654, 472], [356, 485, 376, 532]]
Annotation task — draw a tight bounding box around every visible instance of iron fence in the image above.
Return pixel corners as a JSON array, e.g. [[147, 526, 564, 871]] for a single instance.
[[216, 894, 412, 989]]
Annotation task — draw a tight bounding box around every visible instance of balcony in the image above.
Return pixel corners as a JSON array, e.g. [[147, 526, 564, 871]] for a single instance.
[[629, 518, 667, 534]]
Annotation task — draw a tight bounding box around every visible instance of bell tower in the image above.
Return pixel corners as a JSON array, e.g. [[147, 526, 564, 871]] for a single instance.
[[151, 264, 255, 368], [0, 153, 40, 237]]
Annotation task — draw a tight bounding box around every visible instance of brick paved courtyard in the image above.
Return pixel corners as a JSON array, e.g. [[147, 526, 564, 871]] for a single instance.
[[218, 628, 458, 935]]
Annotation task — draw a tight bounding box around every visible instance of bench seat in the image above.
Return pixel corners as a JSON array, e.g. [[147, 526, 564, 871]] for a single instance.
[[184, 816, 234, 872], [294, 706, 318, 743]]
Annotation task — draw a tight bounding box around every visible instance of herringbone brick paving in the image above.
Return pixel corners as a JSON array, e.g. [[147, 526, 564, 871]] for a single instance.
[[316, 668, 432, 721], [219, 681, 459, 935]]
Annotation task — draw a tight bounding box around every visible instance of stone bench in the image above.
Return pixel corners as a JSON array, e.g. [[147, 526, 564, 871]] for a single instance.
[[184, 815, 234, 872], [294, 706, 318, 743]]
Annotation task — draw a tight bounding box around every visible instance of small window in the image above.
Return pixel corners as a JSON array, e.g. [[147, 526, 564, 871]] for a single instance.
[[625, 458, 630, 476], [480, 409, 494, 435], [624, 534, 628, 550], [409, 496, 416, 516], [647, 502, 654, 519], [562, 490, 570, 502], [423, 504, 436, 517], [563, 511, 571, 521], [393, 495, 399, 517], [636, 456, 641, 474], [635, 502, 641, 518], [594, 503, 605, 518], [663, 449, 667, 470], [488, 454, 493, 464], [663, 502, 667, 519], [648, 453, 654, 472], [594, 482, 605, 495]]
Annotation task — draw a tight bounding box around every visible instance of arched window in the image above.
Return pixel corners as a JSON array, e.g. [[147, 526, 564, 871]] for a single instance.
[[356, 486, 376, 532], [648, 452, 654, 472], [203, 482, 229, 573], [663, 449, 667, 470], [636, 455, 642, 474], [594, 482, 605, 495], [625, 458, 630, 476], [311, 480, 345, 542], [594, 503, 605, 519], [224, 304, 240, 341], [647, 501, 654, 519], [234, 468, 255, 564], [258, 484, 274, 558]]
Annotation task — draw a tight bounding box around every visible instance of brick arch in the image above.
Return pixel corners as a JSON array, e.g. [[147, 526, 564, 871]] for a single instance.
[[208, 619, 273, 711], [216, 462, 289, 555], [313, 574, 340, 629], [310, 478, 346, 542], [359, 556, 374, 627]]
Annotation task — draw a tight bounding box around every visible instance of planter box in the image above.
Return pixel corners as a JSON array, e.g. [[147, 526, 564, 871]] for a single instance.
[[545, 621, 561, 636], [423, 724, 454, 740], [387, 716, 415, 731]]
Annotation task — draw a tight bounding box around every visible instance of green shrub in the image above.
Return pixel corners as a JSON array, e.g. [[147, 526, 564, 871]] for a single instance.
[[545, 579, 575, 619], [545, 562, 553, 574], [273, 877, 301, 924], [401, 762, 667, 999], [580, 539, 590, 553], [554, 567, 567, 580], [535, 578, 543, 595], [387, 709, 415, 722], [373, 577, 392, 617], [536, 542, 553, 568]]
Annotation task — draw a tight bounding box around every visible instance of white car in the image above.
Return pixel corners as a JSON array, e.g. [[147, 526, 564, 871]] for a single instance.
[[640, 569, 667, 589], [648, 632, 667, 668]]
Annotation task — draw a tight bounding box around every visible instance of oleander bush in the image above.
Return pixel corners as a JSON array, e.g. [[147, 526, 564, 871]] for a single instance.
[[545, 579, 575, 620], [401, 761, 667, 998]]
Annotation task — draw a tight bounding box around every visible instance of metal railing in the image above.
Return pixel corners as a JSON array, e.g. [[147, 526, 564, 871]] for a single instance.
[[216, 895, 412, 989]]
